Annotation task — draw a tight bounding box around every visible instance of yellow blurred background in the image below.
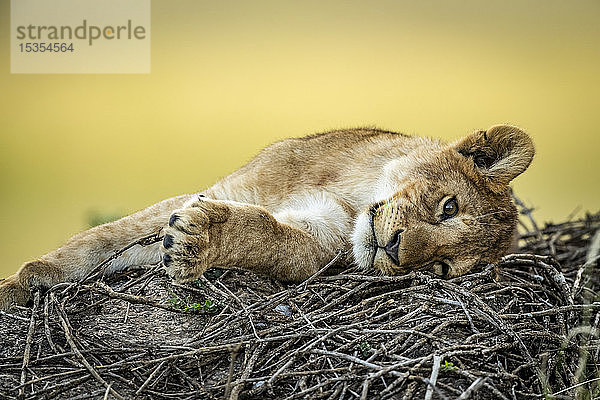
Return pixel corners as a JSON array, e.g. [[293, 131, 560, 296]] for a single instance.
[[1, 0, 598, 278]]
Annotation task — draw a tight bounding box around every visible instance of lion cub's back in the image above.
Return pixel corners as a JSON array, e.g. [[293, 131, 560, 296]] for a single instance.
[[208, 128, 433, 209]]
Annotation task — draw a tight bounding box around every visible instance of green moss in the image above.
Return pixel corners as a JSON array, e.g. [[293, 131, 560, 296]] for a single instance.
[[167, 293, 217, 313], [440, 360, 459, 372]]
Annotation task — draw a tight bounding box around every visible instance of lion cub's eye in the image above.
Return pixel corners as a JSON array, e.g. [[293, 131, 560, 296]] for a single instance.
[[442, 198, 459, 219], [432, 261, 450, 277]]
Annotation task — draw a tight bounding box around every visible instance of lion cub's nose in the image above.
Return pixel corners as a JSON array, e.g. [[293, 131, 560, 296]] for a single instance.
[[383, 229, 403, 266]]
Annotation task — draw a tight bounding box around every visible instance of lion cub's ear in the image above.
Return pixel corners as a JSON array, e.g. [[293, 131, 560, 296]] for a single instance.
[[453, 124, 535, 193]]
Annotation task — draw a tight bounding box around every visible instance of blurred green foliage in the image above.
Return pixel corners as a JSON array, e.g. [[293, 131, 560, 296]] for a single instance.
[[87, 211, 124, 228]]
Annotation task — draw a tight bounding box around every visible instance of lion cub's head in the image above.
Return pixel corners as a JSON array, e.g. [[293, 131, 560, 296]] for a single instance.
[[352, 124, 535, 277]]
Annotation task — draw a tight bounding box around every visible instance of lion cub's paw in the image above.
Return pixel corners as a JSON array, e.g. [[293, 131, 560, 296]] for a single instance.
[[0, 276, 30, 311], [161, 199, 231, 282]]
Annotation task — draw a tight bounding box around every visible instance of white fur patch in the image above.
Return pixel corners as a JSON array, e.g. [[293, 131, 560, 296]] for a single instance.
[[104, 242, 162, 275], [273, 192, 351, 250], [351, 211, 376, 270]]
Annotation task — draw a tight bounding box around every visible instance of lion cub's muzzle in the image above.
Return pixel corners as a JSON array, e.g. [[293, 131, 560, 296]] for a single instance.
[[369, 201, 406, 268], [369, 204, 453, 277], [380, 229, 403, 266]]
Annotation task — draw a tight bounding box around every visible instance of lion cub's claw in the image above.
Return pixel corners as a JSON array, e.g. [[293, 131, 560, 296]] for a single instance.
[[161, 199, 230, 282]]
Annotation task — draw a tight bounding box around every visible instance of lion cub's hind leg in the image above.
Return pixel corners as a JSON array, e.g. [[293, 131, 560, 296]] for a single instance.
[[0, 260, 65, 310]]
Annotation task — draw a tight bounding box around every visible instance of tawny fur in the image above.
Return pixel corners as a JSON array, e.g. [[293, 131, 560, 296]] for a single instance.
[[0, 124, 534, 310]]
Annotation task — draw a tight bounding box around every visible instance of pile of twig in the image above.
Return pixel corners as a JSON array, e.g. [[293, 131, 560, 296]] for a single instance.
[[1, 210, 599, 400]]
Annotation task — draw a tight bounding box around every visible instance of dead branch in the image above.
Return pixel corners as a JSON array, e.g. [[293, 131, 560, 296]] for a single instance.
[[0, 210, 599, 399]]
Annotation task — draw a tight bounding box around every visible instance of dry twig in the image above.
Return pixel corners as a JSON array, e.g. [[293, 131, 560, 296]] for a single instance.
[[0, 210, 599, 399]]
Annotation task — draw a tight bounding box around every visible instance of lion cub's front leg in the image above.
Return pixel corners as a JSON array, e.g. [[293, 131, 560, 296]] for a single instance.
[[161, 198, 338, 282]]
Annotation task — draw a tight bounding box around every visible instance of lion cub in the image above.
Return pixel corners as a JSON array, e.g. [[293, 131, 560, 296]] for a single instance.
[[0, 125, 534, 309]]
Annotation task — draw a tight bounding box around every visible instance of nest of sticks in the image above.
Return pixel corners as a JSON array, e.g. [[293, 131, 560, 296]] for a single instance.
[[1, 207, 599, 400]]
